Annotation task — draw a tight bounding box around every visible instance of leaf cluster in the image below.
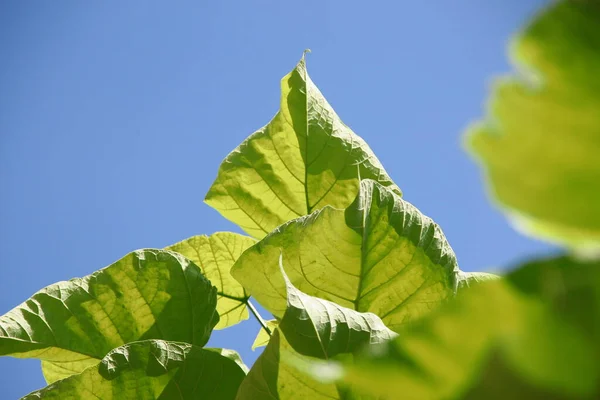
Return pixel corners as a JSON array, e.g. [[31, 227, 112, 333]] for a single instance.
[[1, 1, 599, 398]]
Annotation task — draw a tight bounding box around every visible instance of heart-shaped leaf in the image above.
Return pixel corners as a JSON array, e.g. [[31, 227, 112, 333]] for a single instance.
[[205, 53, 400, 239], [313, 256, 600, 399], [166, 232, 256, 329], [23, 340, 247, 399], [233, 179, 467, 331], [0, 250, 218, 383], [237, 259, 395, 399]]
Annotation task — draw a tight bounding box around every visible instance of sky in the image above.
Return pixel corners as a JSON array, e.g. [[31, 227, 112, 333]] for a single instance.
[[0, 1, 552, 398]]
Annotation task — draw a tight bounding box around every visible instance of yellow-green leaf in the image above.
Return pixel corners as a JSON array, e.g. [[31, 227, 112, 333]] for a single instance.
[[251, 320, 278, 350], [23, 340, 247, 399], [205, 52, 401, 239], [318, 256, 600, 399], [0, 250, 218, 383], [238, 261, 395, 399], [466, 1, 600, 250], [233, 179, 461, 331], [166, 232, 256, 329]]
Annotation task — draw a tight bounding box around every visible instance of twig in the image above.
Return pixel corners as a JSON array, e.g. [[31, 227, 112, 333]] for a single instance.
[[247, 299, 272, 336]]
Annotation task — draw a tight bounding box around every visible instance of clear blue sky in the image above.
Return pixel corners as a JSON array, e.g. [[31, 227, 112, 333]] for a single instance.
[[1, 1, 552, 397]]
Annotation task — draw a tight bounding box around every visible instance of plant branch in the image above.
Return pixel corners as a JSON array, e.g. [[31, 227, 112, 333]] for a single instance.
[[247, 298, 272, 336]]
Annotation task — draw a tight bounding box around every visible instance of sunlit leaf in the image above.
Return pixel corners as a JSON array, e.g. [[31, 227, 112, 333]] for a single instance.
[[23, 340, 246, 399], [205, 52, 400, 239], [0, 250, 218, 383], [317, 256, 600, 399], [238, 261, 395, 399], [238, 330, 340, 400], [251, 320, 278, 351], [166, 232, 256, 329], [466, 1, 600, 250], [207, 347, 250, 374], [233, 179, 462, 331]]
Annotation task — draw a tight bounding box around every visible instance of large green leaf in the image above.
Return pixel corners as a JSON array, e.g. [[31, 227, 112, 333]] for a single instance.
[[466, 1, 600, 250], [233, 179, 464, 331], [506, 255, 600, 360], [314, 256, 600, 399], [278, 258, 397, 358], [205, 52, 401, 239], [166, 232, 256, 329], [238, 330, 340, 400], [22, 340, 247, 399], [237, 262, 396, 399], [0, 249, 218, 383]]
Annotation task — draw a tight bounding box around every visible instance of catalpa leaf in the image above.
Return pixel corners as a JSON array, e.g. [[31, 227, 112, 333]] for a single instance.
[[233, 179, 464, 331], [252, 320, 278, 350], [166, 232, 256, 329], [207, 347, 250, 374], [238, 330, 340, 400], [23, 340, 246, 399], [278, 256, 397, 358], [456, 271, 500, 291], [205, 52, 400, 239], [466, 1, 600, 250], [320, 256, 600, 400], [0, 250, 218, 383], [237, 260, 395, 399]]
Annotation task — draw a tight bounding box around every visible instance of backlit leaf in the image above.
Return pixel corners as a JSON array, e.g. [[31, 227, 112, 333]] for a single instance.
[[205, 52, 400, 239], [238, 261, 395, 399], [319, 256, 600, 399], [166, 232, 256, 329], [233, 179, 461, 331], [466, 1, 600, 250], [0, 250, 218, 383], [251, 320, 278, 351], [23, 340, 246, 399]]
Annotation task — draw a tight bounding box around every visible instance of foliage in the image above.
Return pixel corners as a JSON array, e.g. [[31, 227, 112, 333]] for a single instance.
[[1, 1, 598, 398], [466, 0, 600, 252]]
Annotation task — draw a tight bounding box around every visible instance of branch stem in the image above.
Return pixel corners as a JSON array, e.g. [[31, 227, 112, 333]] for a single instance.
[[247, 299, 272, 336]]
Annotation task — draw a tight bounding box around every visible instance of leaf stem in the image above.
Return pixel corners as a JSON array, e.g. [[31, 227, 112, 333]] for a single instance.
[[247, 299, 272, 336]]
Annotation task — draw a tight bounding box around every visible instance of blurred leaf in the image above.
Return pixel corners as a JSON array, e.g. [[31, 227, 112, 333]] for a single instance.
[[0, 250, 218, 383], [466, 1, 600, 250], [166, 232, 256, 329], [23, 340, 246, 399], [321, 256, 599, 399], [205, 52, 400, 239], [233, 179, 463, 331], [507, 255, 600, 360], [252, 320, 278, 350]]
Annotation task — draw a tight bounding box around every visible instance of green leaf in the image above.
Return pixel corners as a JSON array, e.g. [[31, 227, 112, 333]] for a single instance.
[[238, 262, 396, 399], [166, 232, 256, 329], [252, 320, 278, 350], [233, 179, 461, 331], [205, 52, 401, 239], [238, 330, 341, 400], [0, 249, 218, 383], [207, 347, 250, 374], [278, 258, 397, 358], [456, 271, 500, 290], [466, 1, 600, 250], [321, 256, 600, 399], [23, 340, 247, 399], [506, 255, 600, 360]]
